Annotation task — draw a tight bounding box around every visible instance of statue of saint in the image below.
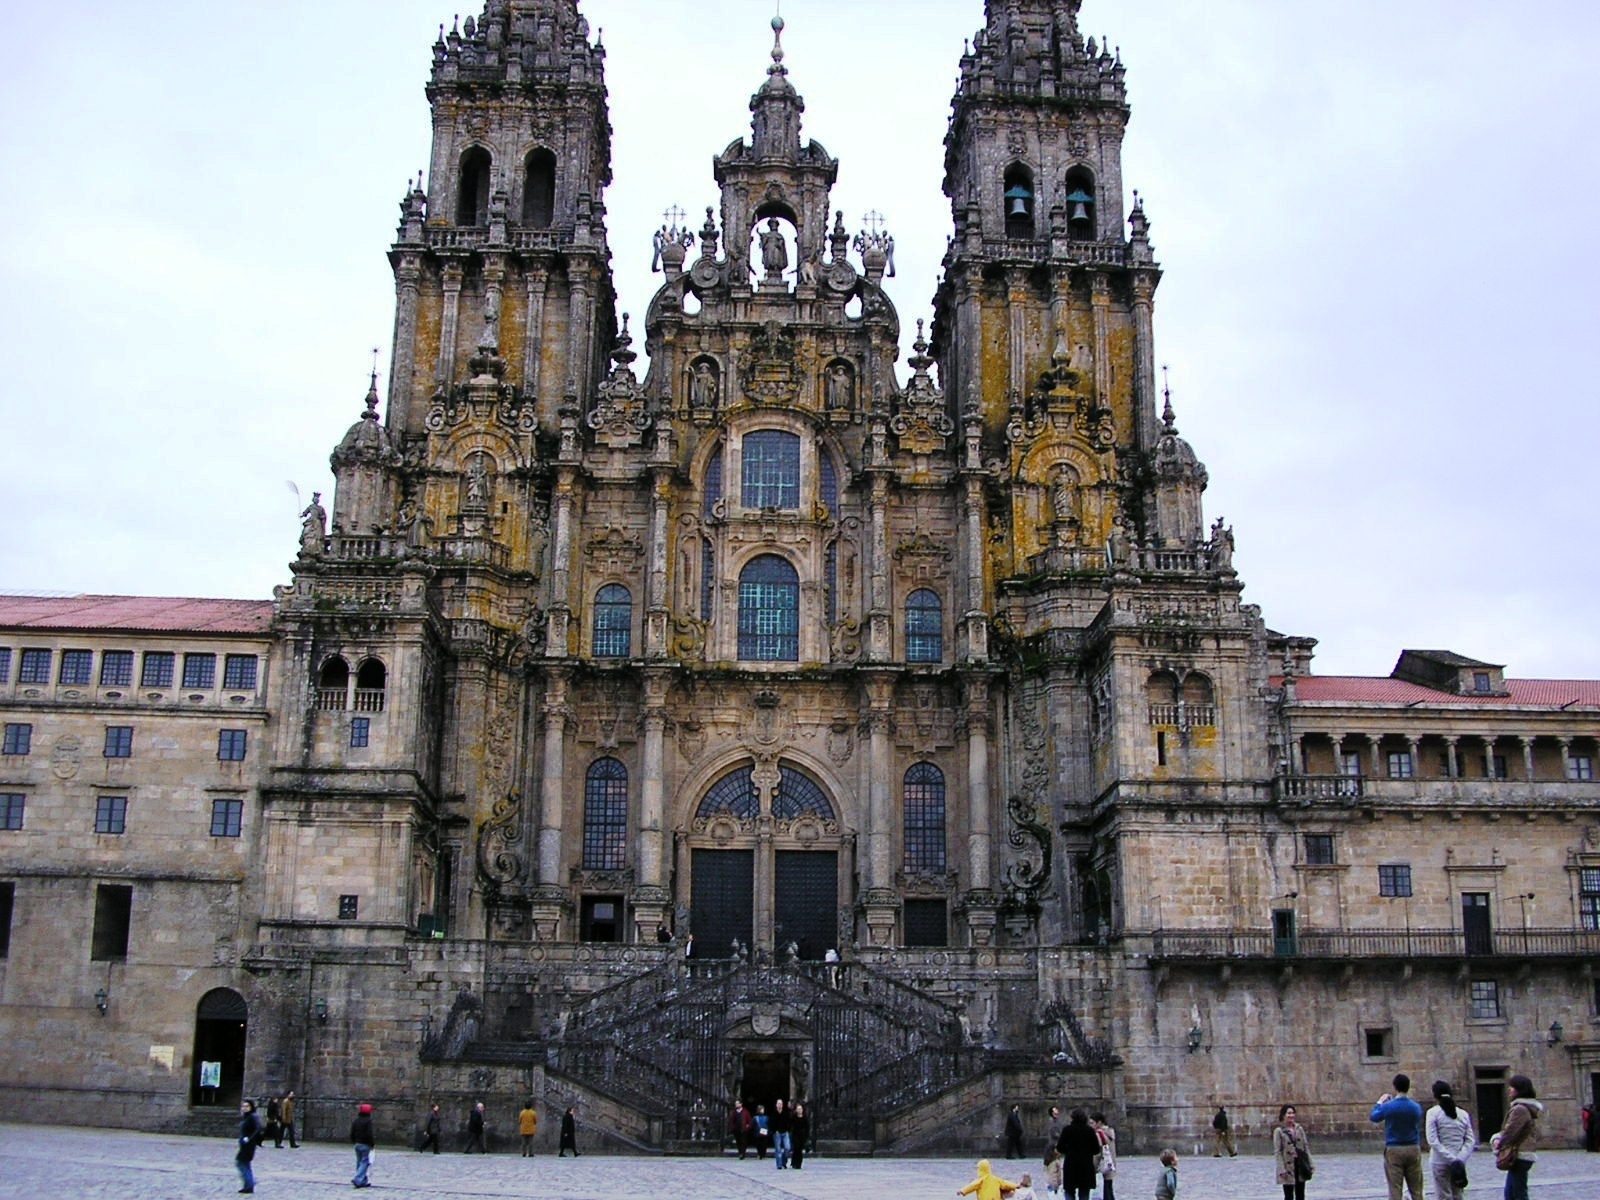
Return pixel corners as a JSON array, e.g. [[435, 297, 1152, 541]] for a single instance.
[[689, 360, 718, 411], [759, 218, 788, 277], [1210, 518, 1235, 571], [298, 492, 327, 558], [825, 362, 854, 411], [464, 457, 490, 508]]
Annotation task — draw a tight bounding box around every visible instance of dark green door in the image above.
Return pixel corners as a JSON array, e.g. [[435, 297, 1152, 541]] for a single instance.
[[691, 848, 753, 958]]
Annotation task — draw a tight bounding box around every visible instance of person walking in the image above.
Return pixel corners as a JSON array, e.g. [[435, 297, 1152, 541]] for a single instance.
[[1273, 1104, 1313, 1200], [1091, 1111, 1118, 1200], [1045, 1105, 1065, 1161], [771, 1097, 792, 1169], [559, 1106, 578, 1156], [1211, 1105, 1236, 1157], [958, 1158, 1019, 1200], [1056, 1107, 1100, 1200], [235, 1099, 261, 1194], [1043, 1147, 1063, 1199], [519, 1099, 538, 1156], [1491, 1075, 1543, 1200], [264, 1095, 282, 1148], [753, 1104, 769, 1158], [350, 1102, 375, 1189], [464, 1101, 487, 1153], [729, 1099, 753, 1158], [790, 1102, 809, 1169], [419, 1103, 442, 1154], [279, 1091, 299, 1149], [1425, 1081, 1475, 1200], [1154, 1149, 1179, 1200], [1370, 1073, 1425, 1200], [1005, 1104, 1026, 1159]]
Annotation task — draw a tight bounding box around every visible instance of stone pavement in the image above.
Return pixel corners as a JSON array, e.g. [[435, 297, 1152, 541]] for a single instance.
[[0, 1124, 1595, 1200]]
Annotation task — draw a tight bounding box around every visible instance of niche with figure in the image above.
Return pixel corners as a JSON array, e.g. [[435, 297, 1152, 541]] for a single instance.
[[823, 359, 856, 413], [749, 210, 797, 289], [687, 356, 721, 414]]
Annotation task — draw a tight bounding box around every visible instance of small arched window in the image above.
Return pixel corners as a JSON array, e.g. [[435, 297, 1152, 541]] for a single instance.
[[1182, 673, 1215, 706], [738, 555, 800, 662], [317, 656, 349, 711], [903, 763, 947, 873], [906, 589, 943, 663], [1064, 165, 1097, 240], [741, 430, 801, 510], [456, 146, 492, 227], [355, 658, 387, 712], [582, 758, 628, 870], [593, 584, 632, 658], [1003, 162, 1035, 239], [772, 764, 835, 821], [522, 148, 556, 227], [697, 764, 759, 820]]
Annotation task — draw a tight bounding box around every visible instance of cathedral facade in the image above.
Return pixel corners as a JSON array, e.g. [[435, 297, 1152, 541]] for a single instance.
[[2, 0, 1597, 1151]]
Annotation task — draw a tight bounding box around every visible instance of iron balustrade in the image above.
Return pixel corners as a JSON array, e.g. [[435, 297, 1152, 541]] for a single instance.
[[1151, 926, 1600, 960]]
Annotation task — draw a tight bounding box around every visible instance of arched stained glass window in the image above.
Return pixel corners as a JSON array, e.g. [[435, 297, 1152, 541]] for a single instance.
[[903, 762, 946, 872], [703, 449, 723, 519], [824, 542, 838, 625], [696, 764, 759, 820], [738, 555, 799, 661], [741, 430, 801, 509], [906, 588, 942, 663], [772, 764, 835, 821], [593, 584, 632, 658], [819, 452, 838, 516], [583, 758, 628, 870]]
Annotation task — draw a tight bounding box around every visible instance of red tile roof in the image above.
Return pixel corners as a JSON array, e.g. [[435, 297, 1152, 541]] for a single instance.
[[0, 594, 274, 635], [1279, 675, 1600, 709]]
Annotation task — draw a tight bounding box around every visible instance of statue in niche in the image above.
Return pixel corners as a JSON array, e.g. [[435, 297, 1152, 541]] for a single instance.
[[298, 492, 327, 558], [759, 218, 788, 278], [825, 362, 854, 412], [689, 360, 718, 412], [464, 457, 490, 509]]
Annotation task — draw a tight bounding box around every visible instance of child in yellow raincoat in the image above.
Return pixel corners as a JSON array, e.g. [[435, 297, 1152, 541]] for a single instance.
[[959, 1158, 1019, 1200]]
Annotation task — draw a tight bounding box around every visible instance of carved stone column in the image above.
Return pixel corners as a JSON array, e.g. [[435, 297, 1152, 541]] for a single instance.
[[1445, 737, 1459, 779], [633, 672, 671, 939], [387, 254, 422, 432], [865, 474, 891, 662], [861, 673, 898, 946], [645, 463, 671, 657], [963, 676, 992, 891], [546, 464, 577, 655], [437, 259, 465, 386], [1368, 733, 1383, 779], [532, 668, 572, 940], [1006, 267, 1030, 401], [522, 264, 548, 395], [959, 473, 988, 663], [1130, 270, 1159, 451], [1520, 736, 1535, 781]]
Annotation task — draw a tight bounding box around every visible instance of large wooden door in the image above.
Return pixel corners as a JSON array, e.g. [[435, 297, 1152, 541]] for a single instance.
[[1463, 892, 1493, 955], [691, 848, 754, 958], [774, 850, 837, 960]]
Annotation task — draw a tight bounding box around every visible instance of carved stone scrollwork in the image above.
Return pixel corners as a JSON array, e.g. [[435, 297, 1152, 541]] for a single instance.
[[1003, 793, 1052, 902], [585, 525, 645, 574], [741, 320, 801, 406], [476, 792, 525, 896]]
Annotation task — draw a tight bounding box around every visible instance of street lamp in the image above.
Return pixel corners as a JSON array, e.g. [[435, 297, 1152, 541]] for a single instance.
[[314, 997, 329, 1024], [93, 987, 109, 1016], [1187, 1023, 1204, 1053], [1548, 1020, 1564, 1047]]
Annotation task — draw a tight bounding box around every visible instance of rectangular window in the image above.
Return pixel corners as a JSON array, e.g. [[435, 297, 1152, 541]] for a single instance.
[[103, 726, 134, 759], [222, 654, 258, 691], [2, 723, 31, 756], [1338, 752, 1362, 777], [1580, 868, 1600, 932], [338, 894, 359, 920], [99, 650, 135, 687], [217, 729, 248, 761], [58, 649, 93, 685], [140, 651, 175, 688], [95, 795, 127, 835], [0, 647, 10, 682], [0, 793, 23, 830], [1568, 754, 1595, 782], [350, 717, 370, 748], [1473, 672, 1491, 692], [1469, 978, 1501, 1020], [1492, 754, 1508, 780], [739, 430, 801, 509], [904, 898, 949, 948], [90, 883, 132, 961], [1304, 834, 1335, 865], [1387, 751, 1414, 780], [0, 881, 13, 957], [209, 797, 243, 838], [1379, 863, 1413, 897], [182, 653, 217, 690], [579, 895, 623, 943], [1364, 1027, 1394, 1059], [17, 649, 51, 684]]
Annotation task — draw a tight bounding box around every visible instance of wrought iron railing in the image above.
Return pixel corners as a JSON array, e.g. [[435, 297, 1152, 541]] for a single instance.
[[1151, 926, 1600, 960]]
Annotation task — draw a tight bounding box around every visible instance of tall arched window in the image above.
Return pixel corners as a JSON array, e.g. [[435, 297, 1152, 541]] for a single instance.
[[738, 555, 800, 661], [593, 584, 632, 658], [456, 146, 492, 227], [582, 758, 628, 870], [819, 452, 838, 516], [741, 430, 801, 509], [906, 589, 943, 663], [317, 656, 349, 711], [522, 148, 556, 227], [354, 658, 387, 712], [903, 763, 946, 872], [1064, 165, 1097, 240], [1003, 162, 1035, 239]]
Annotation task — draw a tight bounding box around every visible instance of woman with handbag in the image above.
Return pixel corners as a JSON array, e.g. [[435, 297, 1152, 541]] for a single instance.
[[1491, 1076, 1542, 1200], [1273, 1104, 1314, 1200], [1425, 1080, 1476, 1200]]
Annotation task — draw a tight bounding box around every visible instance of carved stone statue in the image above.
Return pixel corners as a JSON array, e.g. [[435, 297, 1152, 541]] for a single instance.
[[396, 499, 431, 557], [1107, 512, 1129, 568], [825, 362, 854, 411], [650, 225, 667, 272], [1210, 517, 1235, 571], [298, 492, 327, 558], [689, 359, 718, 411], [464, 457, 490, 509], [759, 218, 788, 278], [799, 248, 822, 286]]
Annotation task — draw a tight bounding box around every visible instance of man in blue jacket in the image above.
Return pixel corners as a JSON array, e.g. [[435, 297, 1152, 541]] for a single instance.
[[1370, 1073, 1424, 1200]]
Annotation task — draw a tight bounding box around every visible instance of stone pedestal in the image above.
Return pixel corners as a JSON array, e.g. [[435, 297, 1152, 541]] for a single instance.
[[862, 889, 899, 947], [631, 884, 671, 944], [529, 886, 568, 941], [961, 889, 999, 946]]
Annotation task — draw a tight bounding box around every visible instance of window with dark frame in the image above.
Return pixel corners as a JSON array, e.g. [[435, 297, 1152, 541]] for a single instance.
[[905, 589, 943, 663], [209, 797, 243, 838], [2, 723, 31, 756], [579, 895, 623, 943], [737, 555, 800, 661], [1569, 754, 1595, 782], [182, 653, 217, 690], [103, 726, 133, 758], [1580, 868, 1600, 932], [217, 729, 247, 761], [140, 651, 175, 688], [95, 795, 127, 835], [350, 717, 370, 748], [582, 758, 629, 871], [0, 881, 13, 957], [1473, 672, 1491, 692], [223, 654, 259, 691], [0, 648, 10, 683], [903, 763, 947, 873], [58, 649, 93, 686], [771, 765, 834, 820], [0, 793, 23, 830], [740, 430, 802, 509], [1339, 751, 1362, 777], [904, 898, 948, 948], [90, 883, 132, 961], [592, 584, 633, 658], [99, 650, 134, 687], [1469, 978, 1501, 1020], [1304, 834, 1335, 865], [338, 894, 359, 920], [17, 649, 51, 684], [1379, 863, 1413, 897], [1364, 1027, 1394, 1058]]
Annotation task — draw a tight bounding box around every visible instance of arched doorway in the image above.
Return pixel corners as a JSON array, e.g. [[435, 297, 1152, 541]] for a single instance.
[[191, 987, 248, 1107]]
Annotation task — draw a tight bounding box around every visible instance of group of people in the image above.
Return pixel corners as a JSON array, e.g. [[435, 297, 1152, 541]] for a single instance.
[[1367, 1072, 1543, 1200], [726, 1097, 812, 1167], [1041, 1105, 1119, 1200]]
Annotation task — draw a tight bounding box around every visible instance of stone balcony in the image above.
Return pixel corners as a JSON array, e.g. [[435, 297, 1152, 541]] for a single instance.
[[1274, 772, 1600, 808], [1149, 925, 1600, 962]]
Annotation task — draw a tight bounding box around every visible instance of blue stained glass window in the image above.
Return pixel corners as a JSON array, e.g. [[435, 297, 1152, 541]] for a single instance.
[[583, 757, 629, 870], [825, 542, 838, 625], [906, 588, 943, 662], [703, 450, 723, 519], [819, 453, 838, 516], [697, 765, 759, 820], [741, 430, 801, 509], [738, 555, 799, 662], [772, 765, 835, 821], [903, 762, 947, 872], [593, 584, 632, 658], [701, 539, 716, 622]]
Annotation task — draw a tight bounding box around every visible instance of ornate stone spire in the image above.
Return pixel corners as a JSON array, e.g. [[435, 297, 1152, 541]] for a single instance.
[[750, 15, 804, 160]]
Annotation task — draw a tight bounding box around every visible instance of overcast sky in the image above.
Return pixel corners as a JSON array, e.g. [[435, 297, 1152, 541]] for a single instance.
[[1, 1, 1596, 679]]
